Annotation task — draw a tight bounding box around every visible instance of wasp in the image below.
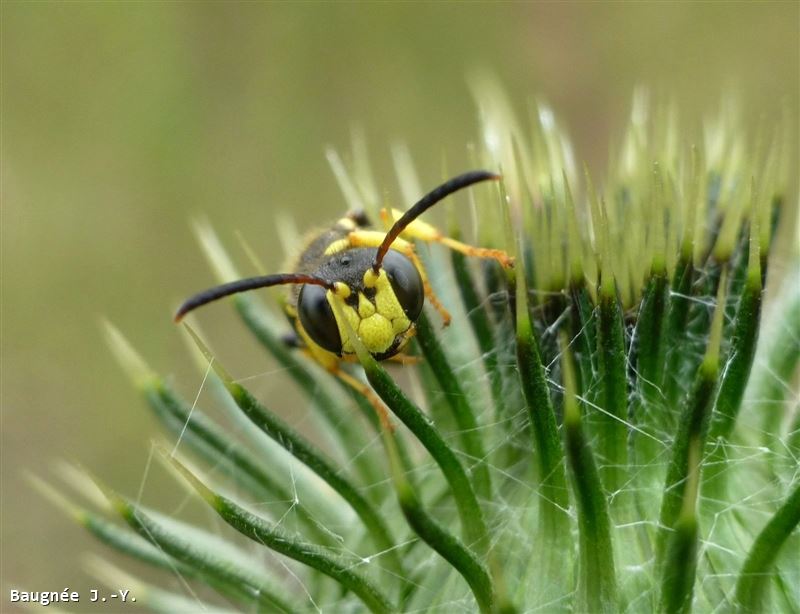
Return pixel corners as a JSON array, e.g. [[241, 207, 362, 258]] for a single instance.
[[175, 171, 512, 405]]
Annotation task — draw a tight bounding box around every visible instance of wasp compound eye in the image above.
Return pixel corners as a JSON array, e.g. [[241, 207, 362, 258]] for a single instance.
[[298, 284, 342, 354], [382, 250, 424, 321]]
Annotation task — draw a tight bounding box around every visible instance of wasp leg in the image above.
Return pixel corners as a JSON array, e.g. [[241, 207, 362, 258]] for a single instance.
[[381, 207, 514, 268], [333, 367, 394, 432], [414, 263, 452, 325], [386, 352, 422, 365], [394, 244, 451, 326], [290, 315, 394, 430], [298, 347, 394, 431], [347, 230, 452, 326]]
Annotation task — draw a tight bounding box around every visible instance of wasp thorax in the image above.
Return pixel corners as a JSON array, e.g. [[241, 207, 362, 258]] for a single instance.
[[297, 248, 423, 358]]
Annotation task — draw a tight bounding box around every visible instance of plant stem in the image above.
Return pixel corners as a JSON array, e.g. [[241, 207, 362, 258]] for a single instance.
[[381, 426, 496, 613], [361, 355, 489, 554], [734, 482, 800, 612], [562, 336, 618, 613], [415, 310, 492, 501], [450, 247, 505, 417], [596, 279, 629, 494], [183, 325, 404, 578], [173, 458, 397, 614]]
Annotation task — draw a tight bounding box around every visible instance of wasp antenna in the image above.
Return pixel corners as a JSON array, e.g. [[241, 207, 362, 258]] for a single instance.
[[174, 274, 333, 322], [372, 170, 501, 272]]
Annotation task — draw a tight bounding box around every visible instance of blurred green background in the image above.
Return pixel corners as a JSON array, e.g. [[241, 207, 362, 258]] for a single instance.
[[3, 2, 797, 607]]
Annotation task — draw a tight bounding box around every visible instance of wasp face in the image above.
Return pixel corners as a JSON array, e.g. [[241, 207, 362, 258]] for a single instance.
[[297, 248, 423, 358], [175, 172, 502, 366]]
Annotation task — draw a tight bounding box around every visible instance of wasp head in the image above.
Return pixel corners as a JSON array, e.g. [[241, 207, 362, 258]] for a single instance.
[[297, 248, 423, 359]]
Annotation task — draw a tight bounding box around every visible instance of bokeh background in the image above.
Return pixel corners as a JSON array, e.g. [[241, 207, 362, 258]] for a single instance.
[[3, 2, 798, 609]]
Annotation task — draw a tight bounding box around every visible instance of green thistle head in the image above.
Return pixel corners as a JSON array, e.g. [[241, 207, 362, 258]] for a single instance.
[[38, 85, 798, 613]]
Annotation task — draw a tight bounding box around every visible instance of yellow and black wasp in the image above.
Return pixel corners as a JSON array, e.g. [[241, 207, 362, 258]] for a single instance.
[[175, 171, 512, 402]]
